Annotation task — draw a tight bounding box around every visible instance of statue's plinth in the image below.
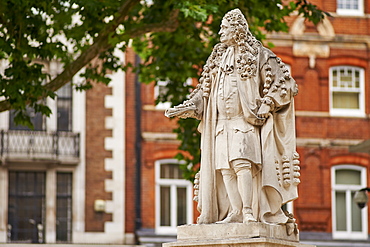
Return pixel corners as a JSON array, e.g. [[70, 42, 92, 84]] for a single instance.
[[163, 223, 315, 247]]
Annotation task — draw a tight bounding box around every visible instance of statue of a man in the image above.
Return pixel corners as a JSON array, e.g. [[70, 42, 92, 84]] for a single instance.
[[166, 9, 300, 226]]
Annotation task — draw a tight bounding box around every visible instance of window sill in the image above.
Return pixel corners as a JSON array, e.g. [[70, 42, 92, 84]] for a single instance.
[[332, 231, 368, 240], [329, 110, 366, 118], [336, 9, 364, 16], [155, 227, 177, 235]]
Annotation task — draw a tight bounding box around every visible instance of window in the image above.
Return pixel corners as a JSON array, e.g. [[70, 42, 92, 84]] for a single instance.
[[155, 159, 193, 234], [9, 108, 44, 131], [154, 78, 193, 110], [331, 165, 368, 239], [56, 172, 72, 242], [7, 171, 73, 243], [8, 82, 72, 131], [337, 0, 364, 16], [282, 201, 293, 215], [154, 80, 172, 110], [329, 66, 365, 117], [8, 171, 46, 243], [57, 83, 72, 131]]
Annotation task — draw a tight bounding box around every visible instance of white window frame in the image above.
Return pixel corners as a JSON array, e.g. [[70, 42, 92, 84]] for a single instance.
[[154, 80, 172, 110], [154, 78, 193, 110], [336, 0, 364, 16], [155, 159, 193, 235], [329, 66, 365, 117], [331, 165, 368, 240]]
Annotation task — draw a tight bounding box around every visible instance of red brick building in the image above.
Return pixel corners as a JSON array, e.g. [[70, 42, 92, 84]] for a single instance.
[[134, 0, 370, 246], [275, 0, 370, 244]]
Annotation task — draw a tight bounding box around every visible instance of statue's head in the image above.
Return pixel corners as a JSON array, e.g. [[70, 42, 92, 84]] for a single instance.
[[219, 9, 249, 45]]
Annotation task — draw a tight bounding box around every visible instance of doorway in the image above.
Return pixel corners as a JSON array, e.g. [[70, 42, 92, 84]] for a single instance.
[[8, 171, 46, 243]]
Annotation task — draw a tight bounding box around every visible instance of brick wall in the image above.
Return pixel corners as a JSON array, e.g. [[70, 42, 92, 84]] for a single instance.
[[271, 1, 370, 232], [125, 47, 138, 234], [85, 82, 113, 231]]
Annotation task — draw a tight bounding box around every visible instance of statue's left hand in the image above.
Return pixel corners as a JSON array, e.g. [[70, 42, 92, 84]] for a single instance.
[[257, 103, 271, 119]]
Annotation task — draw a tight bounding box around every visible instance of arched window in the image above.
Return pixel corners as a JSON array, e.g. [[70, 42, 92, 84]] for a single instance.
[[155, 159, 193, 234], [331, 165, 368, 239], [329, 66, 365, 117]]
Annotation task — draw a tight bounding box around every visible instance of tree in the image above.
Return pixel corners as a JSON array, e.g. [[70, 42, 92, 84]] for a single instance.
[[0, 0, 327, 179]]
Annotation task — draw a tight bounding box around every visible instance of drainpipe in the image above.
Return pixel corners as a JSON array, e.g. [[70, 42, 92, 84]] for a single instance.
[[134, 54, 142, 233]]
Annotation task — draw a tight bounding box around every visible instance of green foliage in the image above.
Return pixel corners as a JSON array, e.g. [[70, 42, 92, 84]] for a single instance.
[[0, 0, 327, 179], [174, 118, 201, 182], [0, 0, 127, 124], [295, 0, 332, 25]]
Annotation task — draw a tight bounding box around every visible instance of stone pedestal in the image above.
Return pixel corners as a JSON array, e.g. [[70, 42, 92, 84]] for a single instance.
[[163, 223, 315, 247]]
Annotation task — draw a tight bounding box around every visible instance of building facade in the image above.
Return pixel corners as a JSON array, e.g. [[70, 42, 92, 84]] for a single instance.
[[274, 0, 370, 245], [0, 50, 134, 245], [137, 0, 370, 246], [0, 0, 369, 247]]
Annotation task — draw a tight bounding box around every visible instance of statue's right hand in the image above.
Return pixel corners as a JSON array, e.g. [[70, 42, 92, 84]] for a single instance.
[[164, 102, 196, 118], [164, 107, 181, 118]]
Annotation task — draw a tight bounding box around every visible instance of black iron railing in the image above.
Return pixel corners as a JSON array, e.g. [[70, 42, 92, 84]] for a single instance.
[[0, 130, 80, 161]]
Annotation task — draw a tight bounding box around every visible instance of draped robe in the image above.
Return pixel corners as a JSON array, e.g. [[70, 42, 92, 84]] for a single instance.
[[192, 43, 300, 225]]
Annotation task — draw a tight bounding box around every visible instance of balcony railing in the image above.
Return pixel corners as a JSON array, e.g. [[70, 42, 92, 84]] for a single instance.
[[0, 130, 80, 163]]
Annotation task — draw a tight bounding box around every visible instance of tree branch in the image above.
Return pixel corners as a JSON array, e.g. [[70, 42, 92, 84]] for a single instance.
[[44, 0, 141, 93], [0, 0, 140, 112], [0, 2, 181, 113], [121, 9, 180, 38]]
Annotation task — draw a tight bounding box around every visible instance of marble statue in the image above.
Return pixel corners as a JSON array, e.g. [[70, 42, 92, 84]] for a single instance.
[[165, 9, 300, 230]]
